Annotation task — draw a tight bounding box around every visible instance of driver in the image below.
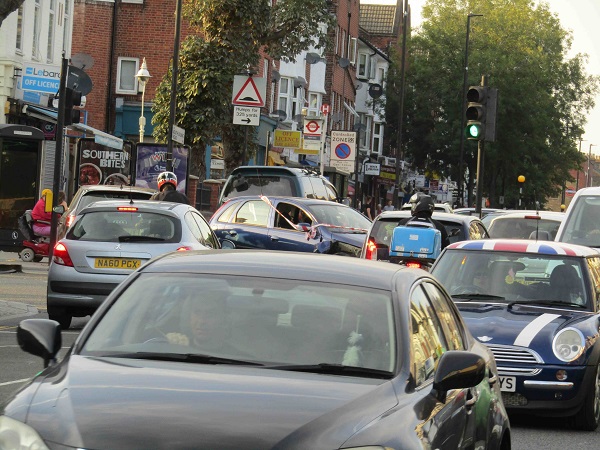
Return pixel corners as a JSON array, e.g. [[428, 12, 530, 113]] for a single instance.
[[151, 171, 190, 205]]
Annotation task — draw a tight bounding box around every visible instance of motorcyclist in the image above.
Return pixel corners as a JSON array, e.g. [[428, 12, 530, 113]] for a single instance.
[[398, 192, 450, 249], [151, 171, 190, 205]]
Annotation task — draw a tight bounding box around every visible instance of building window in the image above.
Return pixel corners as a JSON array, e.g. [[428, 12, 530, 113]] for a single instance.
[[15, 6, 23, 53], [348, 38, 357, 65], [378, 67, 386, 85], [278, 77, 294, 121], [47, 0, 56, 63], [116, 57, 139, 94], [357, 53, 369, 78], [373, 123, 384, 154], [359, 114, 372, 150], [32, 0, 42, 59], [307, 92, 322, 116], [369, 58, 377, 80]]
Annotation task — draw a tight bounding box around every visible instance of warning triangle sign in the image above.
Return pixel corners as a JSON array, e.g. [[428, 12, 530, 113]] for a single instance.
[[232, 77, 265, 107]]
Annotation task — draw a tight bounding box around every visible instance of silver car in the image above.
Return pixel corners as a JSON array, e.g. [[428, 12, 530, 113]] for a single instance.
[[47, 200, 219, 329]]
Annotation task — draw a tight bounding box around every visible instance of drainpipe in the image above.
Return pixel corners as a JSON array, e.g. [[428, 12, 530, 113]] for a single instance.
[[105, 0, 119, 133]]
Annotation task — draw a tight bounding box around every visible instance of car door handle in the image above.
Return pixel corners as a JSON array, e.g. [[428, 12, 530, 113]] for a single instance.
[[227, 230, 237, 237], [270, 236, 279, 242]]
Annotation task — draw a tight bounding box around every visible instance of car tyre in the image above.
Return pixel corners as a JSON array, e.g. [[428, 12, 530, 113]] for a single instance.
[[49, 313, 72, 330], [573, 363, 600, 431], [19, 248, 35, 262]]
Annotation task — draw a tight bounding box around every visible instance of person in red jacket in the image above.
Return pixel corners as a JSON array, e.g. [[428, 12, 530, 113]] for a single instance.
[[31, 191, 67, 237]]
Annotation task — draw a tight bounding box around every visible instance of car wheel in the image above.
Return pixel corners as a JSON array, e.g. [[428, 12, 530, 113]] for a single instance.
[[19, 248, 35, 262], [49, 313, 72, 330], [573, 363, 600, 430]]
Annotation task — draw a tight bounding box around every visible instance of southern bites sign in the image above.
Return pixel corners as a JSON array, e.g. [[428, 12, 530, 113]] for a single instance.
[[76, 139, 133, 188]]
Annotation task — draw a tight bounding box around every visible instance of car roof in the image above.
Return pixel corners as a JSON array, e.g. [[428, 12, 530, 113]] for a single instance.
[[488, 211, 565, 220], [78, 199, 189, 214], [76, 184, 156, 194], [141, 249, 421, 288], [376, 210, 479, 224], [229, 166, 325, 177], [446, 238, 599, 257], [224, 195, 352, 208]]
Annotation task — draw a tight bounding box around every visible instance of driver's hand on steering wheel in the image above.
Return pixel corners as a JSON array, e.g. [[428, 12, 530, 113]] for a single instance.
[[166, 332, 189, 345]]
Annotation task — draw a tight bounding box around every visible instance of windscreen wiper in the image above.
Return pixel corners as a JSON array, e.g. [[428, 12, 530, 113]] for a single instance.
[[452, 294, 506, 301], [508, 300, 587, 309], [265, 363, 392, 379], [101, 352, 264, 366]]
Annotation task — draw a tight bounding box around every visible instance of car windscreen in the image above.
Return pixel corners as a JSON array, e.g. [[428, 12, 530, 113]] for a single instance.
[[78, 191, 153, 212], [80, 273, 396, 374], [222, 175, 295, 200], [432, 249, 588, 307], [558, 195, 600, 247], [309, 204, 371, 233], [67, 210, 182, 243]]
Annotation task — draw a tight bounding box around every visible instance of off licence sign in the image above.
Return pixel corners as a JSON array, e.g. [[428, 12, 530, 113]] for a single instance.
[[273, 130, 302, 149]]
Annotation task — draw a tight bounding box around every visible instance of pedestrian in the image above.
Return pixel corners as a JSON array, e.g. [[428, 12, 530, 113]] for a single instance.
[[151, 171, 190, 205], [363, 195, 373, 220], [31, 191, 67, 237], [376, 203, 382, 217], [383, 200, 395, 211]]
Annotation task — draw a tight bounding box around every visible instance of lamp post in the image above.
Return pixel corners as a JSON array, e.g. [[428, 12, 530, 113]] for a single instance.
[[457, 13, 483, 207], [588, 144, 597, 187], [135, 58, 151, 143], [518, 175, 525, 207], [576, 139, 586, 190]]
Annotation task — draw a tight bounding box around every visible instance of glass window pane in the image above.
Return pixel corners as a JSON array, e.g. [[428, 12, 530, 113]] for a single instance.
[[119, 60, 137, 91]]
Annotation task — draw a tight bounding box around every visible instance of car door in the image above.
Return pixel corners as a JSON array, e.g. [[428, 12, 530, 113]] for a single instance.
[[219, 199, 272, 249], [267, 201, 319, 252]]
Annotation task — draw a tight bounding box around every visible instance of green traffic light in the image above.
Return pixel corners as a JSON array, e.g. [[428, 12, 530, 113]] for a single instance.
[[467, 123, 483, 139]]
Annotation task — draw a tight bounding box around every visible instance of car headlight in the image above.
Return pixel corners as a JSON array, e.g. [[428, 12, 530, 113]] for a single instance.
[[552, 327, 585, 362], [0, 416, 49, 450]]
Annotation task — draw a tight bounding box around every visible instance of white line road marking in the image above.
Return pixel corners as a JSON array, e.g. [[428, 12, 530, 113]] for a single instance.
[[0, 378, 31, 387]]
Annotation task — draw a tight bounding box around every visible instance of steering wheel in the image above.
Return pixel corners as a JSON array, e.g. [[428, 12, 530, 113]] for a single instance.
[[452, 285, 486, 296]]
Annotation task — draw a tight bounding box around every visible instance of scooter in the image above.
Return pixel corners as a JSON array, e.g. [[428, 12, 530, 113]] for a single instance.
[[17, 210, 50, 263]]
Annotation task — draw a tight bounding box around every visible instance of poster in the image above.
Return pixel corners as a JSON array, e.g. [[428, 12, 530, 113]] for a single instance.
[[76, 139, 133, 188], [134, 144, 189, 193]]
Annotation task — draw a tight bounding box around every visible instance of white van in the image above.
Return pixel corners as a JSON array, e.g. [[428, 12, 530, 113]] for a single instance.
[[555, 187, 600, 247]]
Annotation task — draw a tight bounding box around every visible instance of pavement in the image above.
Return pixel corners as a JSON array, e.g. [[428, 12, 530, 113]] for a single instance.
[[0, 250, 44, 321]]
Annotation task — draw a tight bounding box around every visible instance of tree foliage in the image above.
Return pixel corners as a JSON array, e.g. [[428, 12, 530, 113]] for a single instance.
[[385, 0, 598, 207], [152, 0, 334, 177], [0, 0, 25, 24]]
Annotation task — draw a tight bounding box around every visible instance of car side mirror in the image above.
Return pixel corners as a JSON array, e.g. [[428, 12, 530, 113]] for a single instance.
[[432, 351, 485, 403], [17, 319, 62, 368]]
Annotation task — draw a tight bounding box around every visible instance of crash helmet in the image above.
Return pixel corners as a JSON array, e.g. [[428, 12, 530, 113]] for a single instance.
[[410, 192, 435, 217], [157, 171, 177, 191]]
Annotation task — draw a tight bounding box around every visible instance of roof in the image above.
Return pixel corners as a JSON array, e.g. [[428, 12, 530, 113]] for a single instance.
[[377, 210, 479, 224], [224, 195, 353, 208], [359, 4, 397, 35], [489, 211, 565, 220], [447, 239, 599, 257], [77, 184, 155, 194]]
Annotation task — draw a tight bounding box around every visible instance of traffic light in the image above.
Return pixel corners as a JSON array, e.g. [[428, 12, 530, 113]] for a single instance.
[[465, 86, 487, 140], [64, 87, 82, 126]]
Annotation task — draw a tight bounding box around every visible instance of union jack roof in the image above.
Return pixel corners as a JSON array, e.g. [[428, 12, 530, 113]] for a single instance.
[[447, 239, 600, 257]]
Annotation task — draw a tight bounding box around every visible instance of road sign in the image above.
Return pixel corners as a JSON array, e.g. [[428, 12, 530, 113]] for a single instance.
[[330, 130, 356, 173], [273, 130, 301, 148], [321, 104, 330, 115], [210, 158, 225, 170], [232, 76, 266, 107], [364, 163, 380, 176], [233, 106, 260, 126], [304, 119, 322, 136], [172, 125, 185, 144]]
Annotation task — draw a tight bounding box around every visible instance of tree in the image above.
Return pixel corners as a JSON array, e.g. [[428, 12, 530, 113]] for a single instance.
[[152, 0, 334, 176], [385, 0, 598, 207], [0, 0, 25, 25]]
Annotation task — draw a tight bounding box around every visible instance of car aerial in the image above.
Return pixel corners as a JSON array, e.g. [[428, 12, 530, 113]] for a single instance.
[[361, 210, 489, 262], [5, 250, 510, 449], [209, 195, 371, 257], [47, 199, 219, 329], [430, 239, 600, 430], [555, 186, 600, 247], [486, 210, 565, 240], [401, 201, 454, 213], [57, 184, 156, 239], [219, 166, 339, 206]]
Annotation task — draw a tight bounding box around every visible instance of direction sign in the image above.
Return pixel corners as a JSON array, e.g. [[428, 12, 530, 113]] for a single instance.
[[232, 76, 266, 107], [233, 106, 260, 126], [172, 125, 185, 144]]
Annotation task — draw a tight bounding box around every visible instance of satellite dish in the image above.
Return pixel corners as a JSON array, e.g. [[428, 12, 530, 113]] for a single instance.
[[355, 81, 363, 90], [353, 123, 367, 132], [67, 66, 93, 96], [71, 53, 95, 70], [305, 52, 321, 64], [271, 109, 287, 121], [368, 83, 383, 99], [293, 114, 304, 124], [338, 57, 349, 68], [294, 77, 307, 89], [271, 70, 280, 82], [331, 113, 343, 123]]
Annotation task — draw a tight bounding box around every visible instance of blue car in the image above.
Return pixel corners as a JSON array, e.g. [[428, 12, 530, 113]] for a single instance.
[[431, 239, 600, 430], [209, 196, 371, 257]]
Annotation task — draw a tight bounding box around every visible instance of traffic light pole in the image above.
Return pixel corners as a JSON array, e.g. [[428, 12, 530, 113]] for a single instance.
[[475, 139, 484, 217]]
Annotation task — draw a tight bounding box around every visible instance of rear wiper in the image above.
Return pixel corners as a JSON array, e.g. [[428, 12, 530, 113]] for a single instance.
[[452, 294, 506, 301], [118, 236, 165, 242], [508, 300, 588, 309], [102, 352, 264, 365], [265, 363, 392, 379]]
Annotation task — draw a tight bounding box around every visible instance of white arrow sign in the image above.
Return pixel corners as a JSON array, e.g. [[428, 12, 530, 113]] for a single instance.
[[233, 106, 260, 126]]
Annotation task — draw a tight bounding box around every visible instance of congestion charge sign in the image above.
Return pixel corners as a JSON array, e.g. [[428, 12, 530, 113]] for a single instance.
[[330, 130, 357, 173]]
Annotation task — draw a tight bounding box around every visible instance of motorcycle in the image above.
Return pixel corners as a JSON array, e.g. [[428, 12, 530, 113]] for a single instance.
[[17, 210, 50, 263], [388, 217, 442, 271]]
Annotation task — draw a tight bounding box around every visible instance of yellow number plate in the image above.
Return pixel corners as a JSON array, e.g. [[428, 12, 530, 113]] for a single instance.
[[94, 258, 141, 270]]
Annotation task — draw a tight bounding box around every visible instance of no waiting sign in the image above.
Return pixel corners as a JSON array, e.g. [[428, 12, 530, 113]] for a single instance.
[[330, 130, 356, 173]]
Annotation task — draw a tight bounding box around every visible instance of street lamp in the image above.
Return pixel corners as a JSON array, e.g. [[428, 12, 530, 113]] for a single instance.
[[518, 175, 525, 207], [588, 143, 597, 187], [135, 58, 151, 143]]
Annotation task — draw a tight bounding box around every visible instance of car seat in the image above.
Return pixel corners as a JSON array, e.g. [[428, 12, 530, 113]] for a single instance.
[[549, 264, 584, 304]]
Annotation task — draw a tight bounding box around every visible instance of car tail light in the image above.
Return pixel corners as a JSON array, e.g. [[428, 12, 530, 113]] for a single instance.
[[405, 260, 423, 269], [65, 215, 75, 228], [117, 206, 138, 212], [176, 246, 193, 251], [524, 215, 541, 220], [53, 242, 74, 267], [365, 240, 378, 260]]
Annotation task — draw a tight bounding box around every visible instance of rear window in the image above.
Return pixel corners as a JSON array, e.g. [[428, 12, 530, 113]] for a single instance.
[[488, 217, 561, 239], [68, 210, 181, 243], [77, 191, 153, 213], [222, 175, 295, 201]]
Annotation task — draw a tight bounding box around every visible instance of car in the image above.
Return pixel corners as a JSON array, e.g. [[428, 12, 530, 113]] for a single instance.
[[430, 238, 600, 430], [6, 250, 510, 449], [57, 184, 156, 239], [209, 196, 371, 257], [479, 209, 534, 229], [401, 201, 454, 213], [219, 166, 339, 206], [47, 199, 219, 329], [486, 211, 565, 240], [454, 207, 501, 218], [555, 186, 600, 247], [360, 210, 490, 262]]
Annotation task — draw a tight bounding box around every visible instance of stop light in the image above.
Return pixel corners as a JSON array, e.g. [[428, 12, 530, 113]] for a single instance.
[[465, 86, 487, 140], [64, 87, 82, 126]]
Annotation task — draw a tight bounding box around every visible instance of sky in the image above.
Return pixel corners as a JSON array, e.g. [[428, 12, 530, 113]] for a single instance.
[[362, 0, 600, 155]]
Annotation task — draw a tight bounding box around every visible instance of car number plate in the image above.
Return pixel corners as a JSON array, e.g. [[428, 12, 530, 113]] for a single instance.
[[94, 258, 141, 270], [499, 376, 516, 392]]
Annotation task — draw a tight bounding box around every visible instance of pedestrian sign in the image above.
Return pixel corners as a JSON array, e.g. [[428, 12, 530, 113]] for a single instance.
[[232, 76, 266, 107]]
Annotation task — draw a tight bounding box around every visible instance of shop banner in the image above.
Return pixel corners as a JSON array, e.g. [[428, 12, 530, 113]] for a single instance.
[[134, 144, 189, 193], [76, 138, 133, 188]]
